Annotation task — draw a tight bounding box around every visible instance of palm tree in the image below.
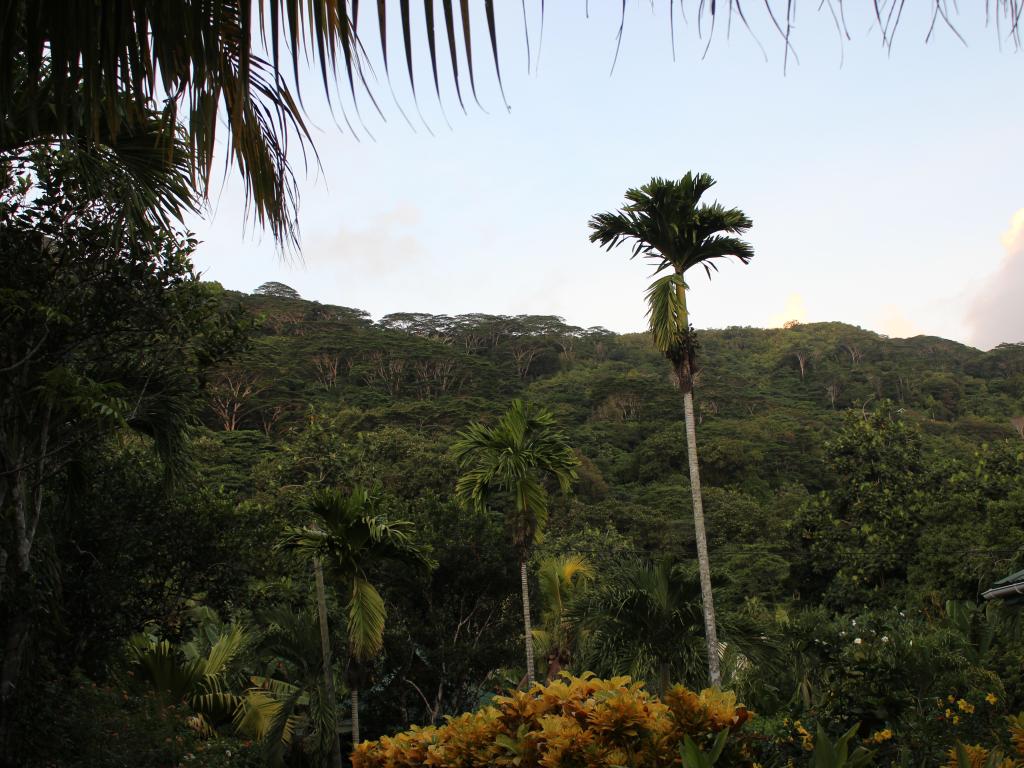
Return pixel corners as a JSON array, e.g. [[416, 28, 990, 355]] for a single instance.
[[235, 605, 348, 767], [532, 554, 594, 681], [588, 173, 754, 687], [452, 399, 578, 686], [574, 559, 772, 696], [574, 559, 707, 695], [276, 486, 430, 763], [132, 620, 250, 735]]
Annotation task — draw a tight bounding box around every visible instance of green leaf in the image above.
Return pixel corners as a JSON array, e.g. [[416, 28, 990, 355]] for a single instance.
[[347, 577, 386, 661]]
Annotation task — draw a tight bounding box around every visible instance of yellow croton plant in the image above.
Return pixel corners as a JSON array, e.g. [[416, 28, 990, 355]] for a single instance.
[[352, 674, 752, 768]]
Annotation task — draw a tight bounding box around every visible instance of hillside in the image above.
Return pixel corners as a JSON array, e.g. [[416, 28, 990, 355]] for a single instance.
[[190, 286, 1024, 609], [205, 288, 1024, 496]]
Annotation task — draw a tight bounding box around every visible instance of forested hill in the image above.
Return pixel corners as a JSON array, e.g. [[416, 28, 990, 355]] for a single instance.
[[206, 287, 1024, 494], [192, 286, 1024, 595]]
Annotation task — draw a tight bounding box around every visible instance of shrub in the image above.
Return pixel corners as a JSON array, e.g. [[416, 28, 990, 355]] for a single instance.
[[352, 674, 752, 768]]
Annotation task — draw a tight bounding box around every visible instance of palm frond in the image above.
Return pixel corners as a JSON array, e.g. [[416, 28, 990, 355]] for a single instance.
[[0, 0, 513, 248], [536, 554, 592, 617], [6, 3, 1021, 245], [132, 640, 199, 702], [557, 555, 595, 585], [347, 577, 386, 662], [530, 627, 553, 652], [276, 525, 330, 560], [1, 57, 198, 231], [202, 623, 249, 679], [644, 272, 688, 355], [236, 682, 305, 767], [248, 675, 306, 700], [233, 689, 287, 742], [191, 685, 245, 730]]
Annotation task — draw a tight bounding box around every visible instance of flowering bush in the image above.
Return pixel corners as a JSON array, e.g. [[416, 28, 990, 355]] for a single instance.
[[352, 674, 754, 768]]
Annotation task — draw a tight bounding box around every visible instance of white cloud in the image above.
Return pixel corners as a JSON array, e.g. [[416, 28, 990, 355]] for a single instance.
[[968, 209, 1024, 350], [305, 203, 424, 276]]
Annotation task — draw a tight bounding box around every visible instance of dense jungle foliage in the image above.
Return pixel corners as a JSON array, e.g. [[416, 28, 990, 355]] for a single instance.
[[4, 271, 1024, 766]]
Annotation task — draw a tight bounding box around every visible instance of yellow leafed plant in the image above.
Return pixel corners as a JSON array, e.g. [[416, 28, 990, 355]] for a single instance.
[[1009, 714, 1024, 759], [352, 674, 754, 768]]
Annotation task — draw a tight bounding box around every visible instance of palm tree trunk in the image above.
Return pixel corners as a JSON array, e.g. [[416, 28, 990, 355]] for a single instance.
[[314, 559, 344, 768], [673, 279, 722, 688], [351, 688, 360, 747], [520, 558, 536, 686], [680, 369, 722, 688]]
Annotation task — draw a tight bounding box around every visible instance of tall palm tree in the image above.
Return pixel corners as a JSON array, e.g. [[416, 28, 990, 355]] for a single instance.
[[276, 486, 430, 764], [532, 554, 594, 681], [452, 399, 578, 686], [588, 173, 754, 687]]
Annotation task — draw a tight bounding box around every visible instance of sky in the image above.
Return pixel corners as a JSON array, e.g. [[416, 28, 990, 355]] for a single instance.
[[188, 2, 1024, 350]]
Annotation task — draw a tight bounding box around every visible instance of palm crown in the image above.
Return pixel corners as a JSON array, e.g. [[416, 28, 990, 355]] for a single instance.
[[451, 399, 578, 553], [277, 486, 431, 661], [588, 173, 754, 357], [532, 555, 594, 672]]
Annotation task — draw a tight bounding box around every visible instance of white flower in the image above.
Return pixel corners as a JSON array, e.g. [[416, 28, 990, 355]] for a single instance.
[[851, 619, 857, 626], [881, 635, 889, 643], [225, 750, 232, 758], [853, 637, 863, 644]]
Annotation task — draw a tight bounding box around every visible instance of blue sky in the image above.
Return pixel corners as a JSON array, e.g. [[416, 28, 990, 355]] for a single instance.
[[188, 2, 1024, 349]]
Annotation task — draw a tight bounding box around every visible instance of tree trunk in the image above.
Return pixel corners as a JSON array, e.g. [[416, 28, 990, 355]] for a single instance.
[[519, 558, 536, 686], [314, 559, 344, 768], [670, 279, 721, 688], [0, 612, 29, 757], [680, 363, 722, 688], [351, 688, 360, 748]]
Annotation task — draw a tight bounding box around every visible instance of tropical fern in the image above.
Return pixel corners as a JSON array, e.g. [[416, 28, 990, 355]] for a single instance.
[[131, 619, 249, 735]]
